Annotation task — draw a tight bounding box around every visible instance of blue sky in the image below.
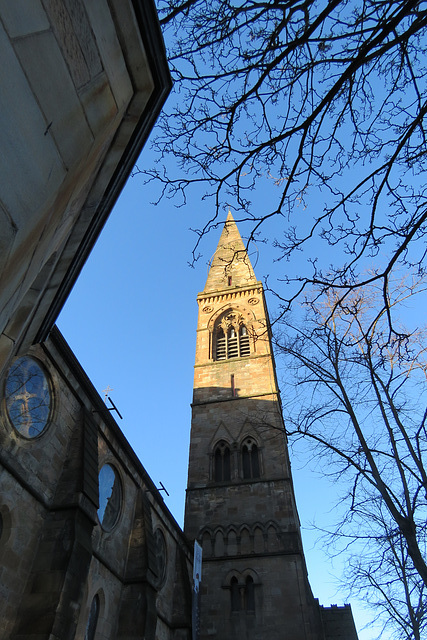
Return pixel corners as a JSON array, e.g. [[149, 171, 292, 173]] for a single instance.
[[57, 148, 385, 639]]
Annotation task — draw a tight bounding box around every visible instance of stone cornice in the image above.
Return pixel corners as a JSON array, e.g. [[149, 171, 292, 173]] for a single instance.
[[197, 283, 264, 307]]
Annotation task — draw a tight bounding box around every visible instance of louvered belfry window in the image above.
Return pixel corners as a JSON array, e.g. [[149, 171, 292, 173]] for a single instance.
[[216, 327, 226, 360], [239, 325, 250, 356], [215, 321, 250, 360], [227, 327, 238, 358]]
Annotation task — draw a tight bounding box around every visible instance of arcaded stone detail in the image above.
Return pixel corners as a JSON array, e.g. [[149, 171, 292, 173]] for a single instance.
[[199, 521, 285, 558]]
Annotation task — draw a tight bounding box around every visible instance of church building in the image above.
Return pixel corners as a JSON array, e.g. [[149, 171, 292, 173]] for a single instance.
[[0, 2, 359, 638], [0, 212, 359, 639]]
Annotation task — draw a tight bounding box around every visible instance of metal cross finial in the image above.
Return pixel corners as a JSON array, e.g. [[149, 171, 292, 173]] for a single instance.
[[103, 385, 113, 403]]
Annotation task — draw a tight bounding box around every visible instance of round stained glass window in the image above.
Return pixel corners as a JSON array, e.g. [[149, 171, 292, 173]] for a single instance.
[[5, 356, 52, 438], [98, 464, 122, 531]]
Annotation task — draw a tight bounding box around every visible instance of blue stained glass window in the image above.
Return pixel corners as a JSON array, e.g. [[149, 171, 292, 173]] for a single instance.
[[84, 594, 99, 640], [97, 464, 122, 531], [5, 356, 51, 438]]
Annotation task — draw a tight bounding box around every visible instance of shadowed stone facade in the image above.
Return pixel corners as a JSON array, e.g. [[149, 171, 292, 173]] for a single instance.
[[185, 212, 358, 639], [0, 329, 192, 639]]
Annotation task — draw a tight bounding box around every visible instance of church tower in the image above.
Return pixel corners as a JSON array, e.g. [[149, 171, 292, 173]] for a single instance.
[[184, 212, 324, 639]]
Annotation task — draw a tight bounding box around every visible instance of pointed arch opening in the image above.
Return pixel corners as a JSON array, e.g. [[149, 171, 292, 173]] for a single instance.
[[230, 576, 240, 611], [226, 570, 259, 615], [216, 327, 226, 360], [239, 325, 250, 357], [84, 594, 100, 640], [245, 576, 255, 612], [212, 311, 251, 361], [242, 437, 260, 479], [214, 440, 231, 482], [202, 530, 213, 557], [227, 326, 238, 358]]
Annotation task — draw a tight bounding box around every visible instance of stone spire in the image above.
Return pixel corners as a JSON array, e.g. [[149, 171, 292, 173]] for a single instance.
[[203, 211, 257, 293], [185, 213, 328, 640]]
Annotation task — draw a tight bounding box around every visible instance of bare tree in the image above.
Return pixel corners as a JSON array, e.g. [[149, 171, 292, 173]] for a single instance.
[[138, 4, 427, 632], [277, 276, 427, 639], [347, 525, 426, 640], [136, 0, 427, 329]]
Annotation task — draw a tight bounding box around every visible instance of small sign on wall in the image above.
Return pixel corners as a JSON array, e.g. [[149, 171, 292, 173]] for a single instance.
[[192, 540, 203, 640]]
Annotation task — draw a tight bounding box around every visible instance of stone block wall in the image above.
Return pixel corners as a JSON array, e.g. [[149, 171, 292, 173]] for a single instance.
[[320, 604, 360, 640], [0, 327, 192, 639], [199, 554, 321, 640]]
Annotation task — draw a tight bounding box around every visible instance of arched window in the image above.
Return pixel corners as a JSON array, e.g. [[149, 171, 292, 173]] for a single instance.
[[229, 575, 256, 613], [214, 319, 250, 360], [202, 530, 213, 557], [231, 577, 240, 611], [84, 594, 100, 640], [216, 327, 226, 360], [214, 441, 231, 481], [97, 464, 122, 531], [227, 326, 238, 358], [242, 438, 260, 479], [239, 325, 250, 357], [245, 576, 255, 612]]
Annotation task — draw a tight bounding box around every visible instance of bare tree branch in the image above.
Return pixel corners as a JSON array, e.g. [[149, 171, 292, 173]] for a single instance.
[[137, 0, 427, 333], [278, 275, 427, 638]]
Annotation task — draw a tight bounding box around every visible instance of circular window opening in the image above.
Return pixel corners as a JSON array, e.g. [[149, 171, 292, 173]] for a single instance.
[[5, 356, 52, 438], [98, 464, 122, 531]]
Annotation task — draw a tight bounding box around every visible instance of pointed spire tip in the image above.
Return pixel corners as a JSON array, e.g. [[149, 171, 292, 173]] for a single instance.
[[203, 209, 257, 292]]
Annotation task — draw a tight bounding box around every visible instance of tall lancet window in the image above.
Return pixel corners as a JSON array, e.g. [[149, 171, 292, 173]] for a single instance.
[[242, 438, 260, 479], [84, 595, 100, 640], [214, 441, 231, 481], [239, 325, 250, 357], [245, 576, 255, 612], [227, 326, 238, 358], [231, 577, 240, 611], [216, 327, 226, 360]]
